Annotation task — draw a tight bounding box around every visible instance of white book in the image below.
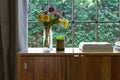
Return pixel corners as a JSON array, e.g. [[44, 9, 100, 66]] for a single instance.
[[81, 49, 113, 52], [79, 42, 113, 52]]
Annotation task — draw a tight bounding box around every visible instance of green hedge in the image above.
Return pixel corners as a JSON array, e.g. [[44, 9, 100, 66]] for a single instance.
[[28, 0, 120, 47]]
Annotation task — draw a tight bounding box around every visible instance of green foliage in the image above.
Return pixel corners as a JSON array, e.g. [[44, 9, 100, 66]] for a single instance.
[[28, 0, 120, 47], [56, 36, 65, 40]]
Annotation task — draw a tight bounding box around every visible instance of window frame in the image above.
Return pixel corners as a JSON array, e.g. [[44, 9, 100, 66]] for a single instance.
[[28, 0, 120, 47]]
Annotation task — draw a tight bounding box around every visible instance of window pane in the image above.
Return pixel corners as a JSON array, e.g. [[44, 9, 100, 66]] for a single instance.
[[28, 22, 43, 47], [98, 0, 119, 21], [28, 0, 120, 48], [28, 0, 49, 21], [98, 23, 120, 45], [28, 22, 72, 47], [53, 23, 72, 47], [74, 0, 96, 21], [74, 23, 96, 47], [50, 0, 72, 21]]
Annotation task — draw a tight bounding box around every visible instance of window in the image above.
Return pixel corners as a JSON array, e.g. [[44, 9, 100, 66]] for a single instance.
[[28, 0, 120, 47]]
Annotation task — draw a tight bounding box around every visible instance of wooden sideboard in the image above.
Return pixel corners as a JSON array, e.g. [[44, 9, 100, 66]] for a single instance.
[[17, 48, 120, 80]]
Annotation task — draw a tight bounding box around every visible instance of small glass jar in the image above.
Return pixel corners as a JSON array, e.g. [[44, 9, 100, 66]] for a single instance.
[[56, 36, 65, 51], [56, 40, 64, 51]]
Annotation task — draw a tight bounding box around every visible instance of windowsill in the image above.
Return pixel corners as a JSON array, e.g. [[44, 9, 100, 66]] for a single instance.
[[18, 47, 120, 54]]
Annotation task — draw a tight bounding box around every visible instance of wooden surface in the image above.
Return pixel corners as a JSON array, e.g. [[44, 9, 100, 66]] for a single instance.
[[20, 57, 34, 80], [111, 56, 120, 80], [17, 48, 120, 80], [18, 48, 120, 56], [34, 56, 66, 80], [33, 55, 82, 80], [65, 56, 82, 80], [82, 56, 111, 80]]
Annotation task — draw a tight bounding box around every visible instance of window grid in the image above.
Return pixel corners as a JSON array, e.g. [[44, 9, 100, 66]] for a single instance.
[[119, 1, 120, 21], [28, 0, 120, 47], [95, 0, 98, 41], [72, 0, 75, 48]]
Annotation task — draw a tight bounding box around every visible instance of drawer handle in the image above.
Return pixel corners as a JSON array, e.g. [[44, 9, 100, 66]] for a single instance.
[[24, 63, 28, 70], [74, 55, 79, 57], [81, 55, 84, 57]]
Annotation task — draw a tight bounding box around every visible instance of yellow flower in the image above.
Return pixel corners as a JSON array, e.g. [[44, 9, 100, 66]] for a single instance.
[[63, 20, 68, 28], [59, 18, 63, 23], [59, 19, 68, 28], [38, 14, 44, 21], [43, 14, 50, 22]]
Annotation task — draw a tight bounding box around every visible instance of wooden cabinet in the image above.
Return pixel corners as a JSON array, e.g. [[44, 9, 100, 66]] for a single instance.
[[82, 55, 111, 80], [65, 55, 82, 80], [18, 57, 34, 80], [18, 55, 82, 80], [18, 55, 111, 80], [34, 55, 82, 80], [17, 48, 120, 80], [34, 56, 66, 80], [111, 56, 120, 80]]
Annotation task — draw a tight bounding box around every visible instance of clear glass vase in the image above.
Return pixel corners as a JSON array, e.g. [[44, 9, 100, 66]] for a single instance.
[[43, 27, 53, 52]]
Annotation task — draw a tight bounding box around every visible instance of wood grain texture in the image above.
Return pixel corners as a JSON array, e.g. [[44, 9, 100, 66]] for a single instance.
[[82, 55, 111, 80], [17, 48, 120, 80], [65, 55, 82, 80], [34, 56, 66, 80], [20, 57, 34, 80], [17, 54, 21, 80], [111, 56, 120, 80]]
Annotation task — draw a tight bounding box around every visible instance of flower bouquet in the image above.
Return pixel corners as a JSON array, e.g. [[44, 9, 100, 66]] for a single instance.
[[38, 6, 68, 50]]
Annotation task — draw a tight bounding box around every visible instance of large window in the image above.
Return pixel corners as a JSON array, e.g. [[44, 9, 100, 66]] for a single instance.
[[28, 0, 120, 47]]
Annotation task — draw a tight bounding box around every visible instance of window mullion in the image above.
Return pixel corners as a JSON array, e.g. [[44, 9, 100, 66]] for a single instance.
[[48, 0, 51, 7], [95, 0, 98, 41], [119, 0, 120, 34], [118, 0, 120, 21], [72, 0, 74, 48]]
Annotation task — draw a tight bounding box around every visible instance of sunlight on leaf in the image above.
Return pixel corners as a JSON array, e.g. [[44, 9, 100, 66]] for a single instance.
[[62, 0, 66, 3], [36, 0, 39, 2], [87, 0, 94, 6]]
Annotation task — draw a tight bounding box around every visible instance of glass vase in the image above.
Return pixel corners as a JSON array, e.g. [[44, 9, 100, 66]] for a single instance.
[[43, 27, 53, 52]]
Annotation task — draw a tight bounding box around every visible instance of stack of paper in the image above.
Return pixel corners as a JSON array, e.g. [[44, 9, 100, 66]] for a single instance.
[[114, 41, 120, 51], [79, 42, 113, 52]]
